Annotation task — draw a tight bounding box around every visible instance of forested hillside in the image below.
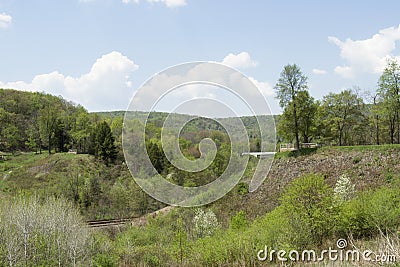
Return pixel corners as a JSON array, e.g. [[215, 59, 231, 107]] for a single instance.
[[0, 89, 120, 162], [1, 57, 400, 266], [2, 60, 400, 157]]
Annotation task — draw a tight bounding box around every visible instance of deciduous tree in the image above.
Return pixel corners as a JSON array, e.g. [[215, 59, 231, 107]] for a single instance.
[[377, 58, 400, 144], [320, 89, 364, 146], [278, 90, 318, 144], [39, 103, 59, 154], [275, 64, 308, 150]]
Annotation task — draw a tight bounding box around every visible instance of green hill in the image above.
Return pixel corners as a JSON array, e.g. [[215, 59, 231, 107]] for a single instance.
[[2, 88, 400, 266]]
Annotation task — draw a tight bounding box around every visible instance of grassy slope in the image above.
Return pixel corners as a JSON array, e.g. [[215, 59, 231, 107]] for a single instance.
[[212, 144, 400, 225], [0, 152, 94, 196], [0, 152, 164, 220]]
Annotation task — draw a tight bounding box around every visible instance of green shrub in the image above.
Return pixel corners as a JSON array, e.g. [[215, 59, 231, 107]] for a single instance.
[[92, 254, 119, 267], [368, 187, 400, 231], [248, 205, 289, 251], [92, 232, 118, 267], [236, 182, 249, 195], [280, 173, 335, 248], [335, 192, 372, 238], [230, 210, 248, 230], [191, 228, 256, 266], [336, 187, 400, 238]]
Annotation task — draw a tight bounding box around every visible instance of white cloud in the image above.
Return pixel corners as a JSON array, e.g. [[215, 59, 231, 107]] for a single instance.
[[0, 51, 139, 111], [221, 52, 258, 69], [312, 68, 327, 75], [219, 52, 272, 97], [333, 65, 354, 79], [329, 25, 400, 78], [131, 62, 274, 116], [0, 13, 12, 29], [123, 0, 186, 8], [248, 77, 274, 97]]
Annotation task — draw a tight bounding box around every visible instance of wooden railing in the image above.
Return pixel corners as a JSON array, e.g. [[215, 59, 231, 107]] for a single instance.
[[279, 143, 320, 152]]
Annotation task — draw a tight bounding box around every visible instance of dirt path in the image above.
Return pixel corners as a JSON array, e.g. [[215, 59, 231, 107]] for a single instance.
[[131, 206, 175, 227]]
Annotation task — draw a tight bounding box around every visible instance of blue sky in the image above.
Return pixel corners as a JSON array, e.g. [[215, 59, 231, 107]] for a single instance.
[[0, 0, 400, 114]]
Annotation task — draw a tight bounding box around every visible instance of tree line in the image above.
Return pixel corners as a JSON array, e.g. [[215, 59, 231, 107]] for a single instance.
[[275, 59, 400, 149], [1, 56, 399, 161], [0, 89, 117, 162]]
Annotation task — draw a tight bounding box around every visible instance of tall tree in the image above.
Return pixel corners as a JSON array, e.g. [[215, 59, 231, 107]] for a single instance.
[[367, 93, 383, 145], [278, 91, 318, 144], [146, 141, 165, 174], [377, 58, 400, 144], [110, 116, 123, 154], [94, 121, 117, 164], [321, 89, 364, 146], [2, 124, 20, 154], [38, 103, 59, 154], [274, 64, 308, 150], [71, 106, 91, 153]]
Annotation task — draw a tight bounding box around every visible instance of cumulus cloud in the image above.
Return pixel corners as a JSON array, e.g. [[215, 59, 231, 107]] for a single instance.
[[123, 0, 186, 8], [248, 77, 274, 97], [329, 25, 400, 78], [312, 68, 327, 75], [219, 52, 272, 97], [131, 62, 274, 117], [0, 13, 12, 29], [0, 51, 139, 111], [221, 52, 258, 69]]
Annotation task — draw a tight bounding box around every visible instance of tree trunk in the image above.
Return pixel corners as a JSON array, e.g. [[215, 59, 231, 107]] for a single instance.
[[48, 135, 51, 154], [390, 118, 395, 144], [293, 101, 300, 151], [376, 118, 380, 145], [373, 96, 380, 145], [397, 110, 400, 144]]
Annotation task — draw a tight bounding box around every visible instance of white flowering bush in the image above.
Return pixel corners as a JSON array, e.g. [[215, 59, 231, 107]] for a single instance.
[[334, 174, 355, 204], [193, 208, 220, 238]]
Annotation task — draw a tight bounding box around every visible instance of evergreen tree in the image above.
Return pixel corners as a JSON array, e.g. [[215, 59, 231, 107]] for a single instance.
[[94, 121, 117, 164], [147, 141, 165, 174]]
